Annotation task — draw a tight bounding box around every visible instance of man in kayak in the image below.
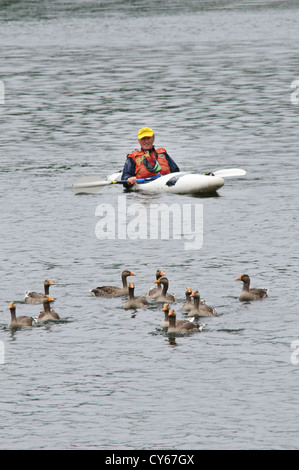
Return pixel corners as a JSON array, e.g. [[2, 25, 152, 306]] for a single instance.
[[121, 127, 180, 187]]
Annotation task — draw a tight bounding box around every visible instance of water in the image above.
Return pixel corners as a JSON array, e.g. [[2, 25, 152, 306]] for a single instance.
[[0, 0, 298, 450]]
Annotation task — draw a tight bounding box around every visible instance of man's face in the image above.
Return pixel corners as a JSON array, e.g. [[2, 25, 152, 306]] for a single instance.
[[138, 135, 155, 151]]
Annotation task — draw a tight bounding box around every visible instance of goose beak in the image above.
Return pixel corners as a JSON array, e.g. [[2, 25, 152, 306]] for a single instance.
[[235, 276, 242, 281]]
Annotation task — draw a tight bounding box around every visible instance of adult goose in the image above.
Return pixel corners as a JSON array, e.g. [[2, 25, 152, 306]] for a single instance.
[[90, 270, 135, 297], [187, 291, 216, 317], [146, 269, 165, 299], [235, 274, 268, 301], [37, 296, 60, 323], [167, 309, 204, 334], [9, 302, 35, 327], [154, 276, 176, 303], [25, 279, 54, 304], [124, 283, 149, 309]]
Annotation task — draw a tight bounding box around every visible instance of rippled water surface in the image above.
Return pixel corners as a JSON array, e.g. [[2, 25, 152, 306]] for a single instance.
[[0, 0, 298, 450]]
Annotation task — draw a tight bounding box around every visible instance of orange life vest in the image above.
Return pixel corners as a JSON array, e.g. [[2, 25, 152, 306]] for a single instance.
[[127, 148, 171, 179]]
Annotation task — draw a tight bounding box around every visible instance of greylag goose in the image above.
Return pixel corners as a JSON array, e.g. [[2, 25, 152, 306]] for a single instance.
[[9, 302, 35, 327], [182, 287, 193, 311], [161, 303, 171, 328], [161, 303, 196, 329], [124, 283, 149, 309], [188, 291, 216, 317], [37, 296, 60, 322], [168, 309, 204, 334], [154, 276, 176, 303], [90, 269, 135, 297], [235, 274, 268, 301], [25, 279, 54, 304], [146, 269, 165, 298]]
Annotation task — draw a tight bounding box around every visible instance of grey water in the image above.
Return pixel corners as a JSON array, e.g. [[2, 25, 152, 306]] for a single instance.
[[0, 0, 298, 450]]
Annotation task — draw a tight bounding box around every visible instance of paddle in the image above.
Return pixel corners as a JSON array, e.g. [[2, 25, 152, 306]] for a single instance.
[[72, 168, 246, 194], [72, 174, 162, 194]]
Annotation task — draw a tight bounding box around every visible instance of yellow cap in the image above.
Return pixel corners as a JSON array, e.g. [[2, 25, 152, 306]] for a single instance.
[[138, 127, 154, 139]]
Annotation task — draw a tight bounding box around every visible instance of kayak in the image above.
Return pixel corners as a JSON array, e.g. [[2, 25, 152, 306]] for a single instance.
[[106, 171, 225, 195], [72, 168, 245, 195]]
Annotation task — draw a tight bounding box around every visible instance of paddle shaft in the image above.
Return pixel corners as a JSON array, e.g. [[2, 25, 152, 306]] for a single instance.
[[112, 175, 162, 185], [72, 174, 162, 191], [93, 174, 160, 188]]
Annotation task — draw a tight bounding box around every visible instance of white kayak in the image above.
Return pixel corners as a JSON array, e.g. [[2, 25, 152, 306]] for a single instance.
[[72, 168, 246, 195], [107, 171, 225, 195]]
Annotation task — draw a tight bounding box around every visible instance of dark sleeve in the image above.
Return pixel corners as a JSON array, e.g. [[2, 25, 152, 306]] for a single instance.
[[121, 157, 136, 188], [165, 152, 180, 173]]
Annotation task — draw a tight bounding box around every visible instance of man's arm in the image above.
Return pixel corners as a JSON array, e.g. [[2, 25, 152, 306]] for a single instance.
[[166, 153, 180, 173], [121, 157, 136, 187]]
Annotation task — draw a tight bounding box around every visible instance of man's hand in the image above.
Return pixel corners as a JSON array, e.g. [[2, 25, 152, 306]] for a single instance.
[[127, 176, 137, 186]]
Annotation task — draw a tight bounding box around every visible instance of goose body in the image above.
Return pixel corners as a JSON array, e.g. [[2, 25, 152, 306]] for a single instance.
[[236, 274, 268, 301], [188, 291, 216, 317], [9, 302, 35, 327], [124, 283, 149, 309], [25, 279, 54, 304], [146, 269, 165, 298], [168, 309, 204, 334], [37, 296, 60, 323], [154, 276, 176, 303], [90, 270, 135, 297]]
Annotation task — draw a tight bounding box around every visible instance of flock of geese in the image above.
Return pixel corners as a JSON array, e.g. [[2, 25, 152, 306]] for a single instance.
[[8, 280, 59, 328], [90, 268, 268, 335], [6, 269, 268, 333]]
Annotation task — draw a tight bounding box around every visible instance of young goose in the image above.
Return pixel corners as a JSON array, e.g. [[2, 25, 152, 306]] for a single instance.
[[188, 291, 216, 317], [182, 286, 193, 311], [124, 283, 149, 309], [168, 309, 204, 334], [146, 269, 165, 299], [25, 279, 54, 304], [235, 274, 268, 301], [161, 303, 171, 328], [37, 296, 60, 323], [9, 302, 35, 327], [90, 269, 135, 297], [161, 303, 195, 329], [154, 276, 176, 303]]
